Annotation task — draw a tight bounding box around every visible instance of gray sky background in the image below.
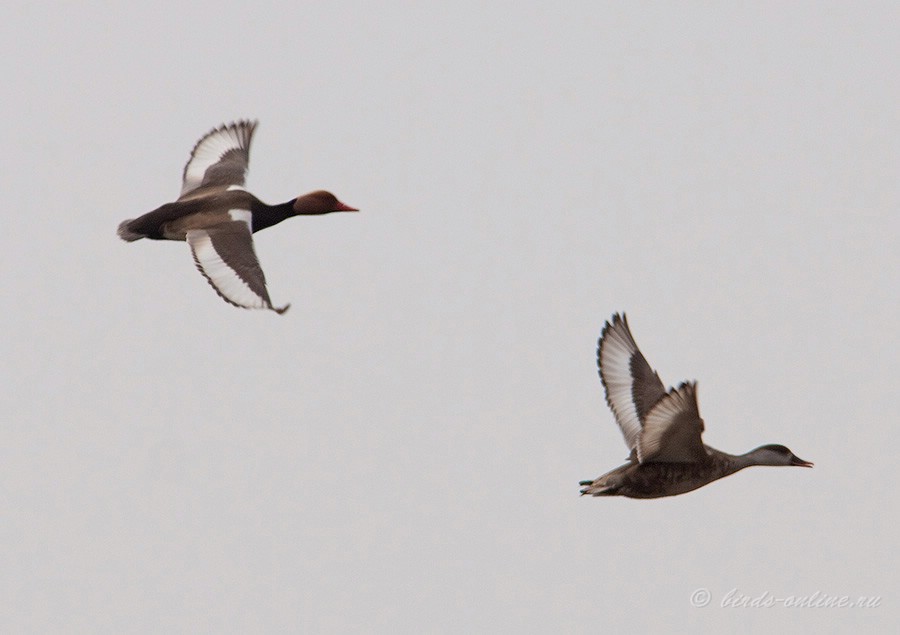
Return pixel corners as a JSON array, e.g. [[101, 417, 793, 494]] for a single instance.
[[2, 1, 897, 632]]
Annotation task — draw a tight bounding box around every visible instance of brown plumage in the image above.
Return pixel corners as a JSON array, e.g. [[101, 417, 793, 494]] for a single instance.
[[580, 314, 812, 499]]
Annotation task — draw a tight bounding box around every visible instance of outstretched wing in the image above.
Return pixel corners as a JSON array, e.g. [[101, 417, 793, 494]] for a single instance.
[[179, 120, 257, 198], [186, 213, 289, 314], [597, 313, 667, 453], [638, 382, 707, 463]]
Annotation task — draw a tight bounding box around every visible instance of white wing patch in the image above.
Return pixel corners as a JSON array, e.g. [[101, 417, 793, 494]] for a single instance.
[[598, 319, 644, 452], [228, 208, 252, 227], [180, 120, 256, 197]]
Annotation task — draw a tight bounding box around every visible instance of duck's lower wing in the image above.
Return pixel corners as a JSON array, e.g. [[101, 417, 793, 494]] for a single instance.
[[186, 219, 289, 314]]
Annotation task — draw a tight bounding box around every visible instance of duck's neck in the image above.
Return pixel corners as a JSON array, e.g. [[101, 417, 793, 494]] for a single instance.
[[730, 452, 761, 470], [730, 448, 786, 469], [708, 448, 757, 476], [250, 199, 297, 233]]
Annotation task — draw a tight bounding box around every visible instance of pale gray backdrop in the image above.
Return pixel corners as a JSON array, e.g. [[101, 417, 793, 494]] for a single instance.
[[1, 1, 897, 632]]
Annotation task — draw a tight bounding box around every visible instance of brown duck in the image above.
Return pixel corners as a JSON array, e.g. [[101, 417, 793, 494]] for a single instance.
[[118, 120, 358, 313], [580, 314, 812, 498]]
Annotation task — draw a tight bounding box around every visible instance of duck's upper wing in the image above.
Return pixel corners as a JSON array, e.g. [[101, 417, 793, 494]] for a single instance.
[[186, 211, 289, 314], [179, 120, 257, 199], [597, 313, 667, 453], [637, 381, 707, 463]]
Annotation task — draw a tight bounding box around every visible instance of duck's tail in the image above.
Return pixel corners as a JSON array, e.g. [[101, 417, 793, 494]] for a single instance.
[[579, 479, 617, 497], [117, 220, 144, 242]]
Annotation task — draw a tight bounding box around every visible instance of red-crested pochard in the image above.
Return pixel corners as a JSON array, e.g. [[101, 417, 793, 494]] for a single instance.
[[117, 120, 357, 313]]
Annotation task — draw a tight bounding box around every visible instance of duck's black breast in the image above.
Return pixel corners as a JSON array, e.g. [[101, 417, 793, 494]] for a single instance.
[[248, 198, 295, 233]]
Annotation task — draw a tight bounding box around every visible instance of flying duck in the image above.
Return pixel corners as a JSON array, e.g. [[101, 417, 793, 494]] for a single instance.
[[117, 120, 358, 313], [580, 313, 812, 498]]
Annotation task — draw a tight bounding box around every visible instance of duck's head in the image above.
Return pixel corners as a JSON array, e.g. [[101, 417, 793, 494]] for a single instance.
[[293, 190, 358, 215], [748, 444, 814, 467]]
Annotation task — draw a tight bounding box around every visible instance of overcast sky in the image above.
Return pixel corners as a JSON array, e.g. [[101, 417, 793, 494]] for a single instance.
[[1, 1, 897, 632]]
